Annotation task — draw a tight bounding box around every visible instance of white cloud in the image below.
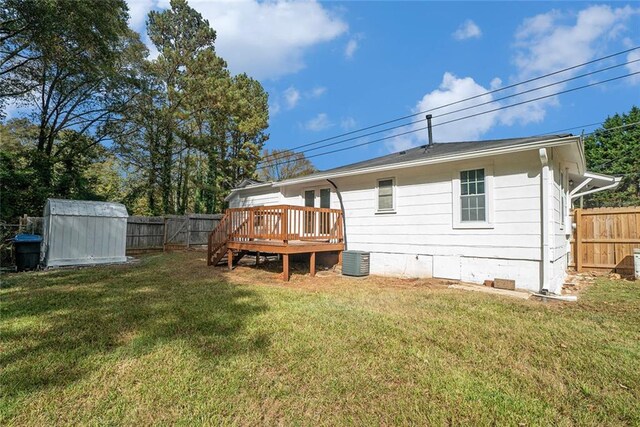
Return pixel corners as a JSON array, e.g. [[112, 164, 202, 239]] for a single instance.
[[626, 49, 640, 84], [127, 0, 154, 30], [345, 38, 358, 59], [386, 72, 500, 151], [309, 86, 327, 98], [452, 19, 482, 40], [514, 5, 636, 77], [305, 113, 333, 132], [344, 33, 363, 59], [269, 101, 281, 117], [340, 116, 357, 130], [1, 99, 27, 120], [136, 0, 348, 80], [386, 5, 639, 152], [505, 4, 639, 125], [283, 87, 301, 109]]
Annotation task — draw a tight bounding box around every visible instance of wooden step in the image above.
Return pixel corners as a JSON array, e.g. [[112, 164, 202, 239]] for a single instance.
[[213, 250, 247, 267]]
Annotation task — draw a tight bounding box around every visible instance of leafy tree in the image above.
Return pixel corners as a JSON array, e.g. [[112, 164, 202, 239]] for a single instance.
[[1, 0, 270, 218], [258, 149, 317, 182], [1, 0, 146, 213], [113, 0, 269, 214], [0, 120, 118, 219], [583, 106, 640, 207]]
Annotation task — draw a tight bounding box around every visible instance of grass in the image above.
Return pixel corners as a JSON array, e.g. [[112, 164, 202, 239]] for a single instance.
[[1, 252, 639, 425]]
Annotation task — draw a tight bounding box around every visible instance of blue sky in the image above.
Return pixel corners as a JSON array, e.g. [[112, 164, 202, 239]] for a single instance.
[[9, 1, 640, 171]]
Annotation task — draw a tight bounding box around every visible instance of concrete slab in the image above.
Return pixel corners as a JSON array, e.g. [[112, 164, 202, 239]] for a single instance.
[[448, 283, 531, 300]]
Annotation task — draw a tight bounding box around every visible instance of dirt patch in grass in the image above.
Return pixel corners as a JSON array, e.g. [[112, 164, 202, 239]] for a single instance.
[[210, 253, 454, 292]]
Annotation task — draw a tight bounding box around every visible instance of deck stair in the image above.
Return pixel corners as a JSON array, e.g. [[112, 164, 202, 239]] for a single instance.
[[207, 214, 249, 266]]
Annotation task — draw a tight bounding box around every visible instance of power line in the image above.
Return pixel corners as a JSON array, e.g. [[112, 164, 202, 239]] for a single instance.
[[584, 120, 640, 136], [260, 46, 640, 165], [534, 122, 603, 137], [260, 58, 636, 166], [430, 71, 640, 129], [587, 121, 640, 170], [259, 60, 637, 166], [435, 59, 640, 120], [257, 70, 640, 171]]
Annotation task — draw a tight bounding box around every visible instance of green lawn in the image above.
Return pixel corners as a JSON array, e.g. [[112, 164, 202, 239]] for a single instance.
[[1, 252, 639, 425]]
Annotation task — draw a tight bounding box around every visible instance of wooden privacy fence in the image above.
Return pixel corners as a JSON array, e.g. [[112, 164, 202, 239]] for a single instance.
[[570, 207, 640, 274], [128, 214, 223, 252], [16, 214, 222, 253]]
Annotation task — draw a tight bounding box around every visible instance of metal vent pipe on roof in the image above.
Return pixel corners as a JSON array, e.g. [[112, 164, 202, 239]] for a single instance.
[[426, 114, 433, 146]]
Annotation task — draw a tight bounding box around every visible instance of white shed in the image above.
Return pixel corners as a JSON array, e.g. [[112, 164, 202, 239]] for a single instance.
[[42, 199, 128, 268]]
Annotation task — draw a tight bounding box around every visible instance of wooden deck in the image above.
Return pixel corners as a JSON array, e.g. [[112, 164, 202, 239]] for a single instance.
[[207, 205, 344, 280]]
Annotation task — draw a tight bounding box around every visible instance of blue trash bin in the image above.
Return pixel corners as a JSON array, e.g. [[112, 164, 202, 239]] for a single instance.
[[13, 234, 42, 272]]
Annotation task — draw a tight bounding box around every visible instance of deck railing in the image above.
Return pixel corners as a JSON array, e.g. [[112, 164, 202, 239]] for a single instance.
[[225, 205, 343, 244]]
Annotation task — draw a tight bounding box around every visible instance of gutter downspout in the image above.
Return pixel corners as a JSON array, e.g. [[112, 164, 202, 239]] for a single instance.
[[327, 179, 347, 250], [539, 148, 550, 294]]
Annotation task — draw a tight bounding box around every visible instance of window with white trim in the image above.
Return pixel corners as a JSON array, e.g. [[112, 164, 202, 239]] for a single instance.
[[377, 178, 395, 212], [460, 169, 486, 222]]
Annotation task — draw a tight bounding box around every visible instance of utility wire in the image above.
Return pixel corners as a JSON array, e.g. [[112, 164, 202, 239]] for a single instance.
[[435, 59, 640, 120], [259, 55, 640, 166], [584, 120, 640, 170], [534, 122, 603, 137], [257, 71, 640, 171], [430, 71, 640, 129], [259, 46, 640, 165], [583, 120, 640, 136]]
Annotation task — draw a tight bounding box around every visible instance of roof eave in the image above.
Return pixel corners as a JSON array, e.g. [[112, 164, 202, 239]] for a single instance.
[[224, 181, 275, 201], [275, 135, 581, 187]]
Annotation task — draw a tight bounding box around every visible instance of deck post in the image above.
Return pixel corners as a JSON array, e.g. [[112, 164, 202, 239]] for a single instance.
[[228, 248, 233, 270], [283, 253, 290, 281], [310, 252, 316, 277], [256, 251, 260, 266], [338, 250, 343, 265]]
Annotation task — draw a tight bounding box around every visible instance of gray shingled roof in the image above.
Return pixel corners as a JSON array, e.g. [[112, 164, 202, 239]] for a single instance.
[[320, 134, 571, 174]]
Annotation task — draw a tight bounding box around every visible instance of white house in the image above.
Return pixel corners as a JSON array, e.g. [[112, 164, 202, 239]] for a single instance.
[[226, 135, 619, 294]]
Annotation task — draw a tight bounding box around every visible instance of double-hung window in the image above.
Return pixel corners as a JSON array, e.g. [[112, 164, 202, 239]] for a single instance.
[[460, 169, 486, 222], [377, 178, 395, 212], [453, 166, 492, 228]]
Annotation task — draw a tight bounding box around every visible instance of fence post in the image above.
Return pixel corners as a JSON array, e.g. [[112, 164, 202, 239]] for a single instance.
[[186, 215, 191, 249], [575, 208, 582, 272], [162, 217, 168, 252]]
